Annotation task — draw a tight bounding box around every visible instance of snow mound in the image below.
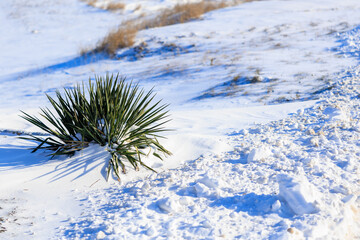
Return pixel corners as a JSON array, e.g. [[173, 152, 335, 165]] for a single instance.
[[247, 146, 272, 163], [198, 175, 220, 189], [156, 197, 180, 213], [277, 174, 320, 215], [337, 26, 360, 58], [323, 107, 348, 122]]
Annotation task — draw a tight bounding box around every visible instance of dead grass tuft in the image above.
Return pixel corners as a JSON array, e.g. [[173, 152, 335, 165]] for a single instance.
[[95, 20, 138, 55], [91, 0, 247, 56], [145, 1, 229, 28], [106, 2, 125, 11], [83, 0, 97, 8], [83, 0, 125, 11]]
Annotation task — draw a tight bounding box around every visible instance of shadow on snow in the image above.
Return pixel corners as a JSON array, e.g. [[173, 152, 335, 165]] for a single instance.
[[0, 134, 108, 182], [0, 52, 108, 83]]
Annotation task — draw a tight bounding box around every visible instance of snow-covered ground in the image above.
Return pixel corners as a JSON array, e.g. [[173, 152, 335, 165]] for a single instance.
[[1, 0, 360, 239]]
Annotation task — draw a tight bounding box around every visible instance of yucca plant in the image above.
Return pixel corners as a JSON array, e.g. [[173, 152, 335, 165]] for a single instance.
[[20, 74, 171, 181]]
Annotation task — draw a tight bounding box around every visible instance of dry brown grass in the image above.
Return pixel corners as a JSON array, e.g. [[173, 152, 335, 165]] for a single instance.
[[92, 0, 247, 56], [83, 0, 125, 11], [106, 2, 125, 11], [96, 20, 138, 55], [84, 0, 96, 7], [144, 1, 228, 28]]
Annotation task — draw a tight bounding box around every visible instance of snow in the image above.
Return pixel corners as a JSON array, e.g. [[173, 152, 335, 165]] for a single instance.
[[156, 197, 181, 213], [1, 0, 360, 239], [247, 145, 272, 163], [277, 174, 320, 215]]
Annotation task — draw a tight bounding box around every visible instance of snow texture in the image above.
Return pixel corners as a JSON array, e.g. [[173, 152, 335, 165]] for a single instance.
[[1, 0, 360, 239], [277, 174, 320, 215]]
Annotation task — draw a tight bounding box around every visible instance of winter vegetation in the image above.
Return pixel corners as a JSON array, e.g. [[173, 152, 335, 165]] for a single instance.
[[82, 0, 125, 11], [93, 0, 239, 55], [1, 0, 360, 239], [20, 74, 171, 181]]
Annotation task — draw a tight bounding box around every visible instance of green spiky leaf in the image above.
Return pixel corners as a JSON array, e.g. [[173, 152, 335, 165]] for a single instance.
[[20, 74, 172, 181]]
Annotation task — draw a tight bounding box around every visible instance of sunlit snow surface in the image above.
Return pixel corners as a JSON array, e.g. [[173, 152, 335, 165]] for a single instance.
[[0, 0, 360, 239]]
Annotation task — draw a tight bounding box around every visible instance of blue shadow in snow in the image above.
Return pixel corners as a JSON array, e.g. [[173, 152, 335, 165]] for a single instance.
[[0, 146, 49, 170], [222, 150, 248, 164], [32, 146, 107, 183], [116, 43, 195, 62], [332, 25, 360, 61], [211, 193, 293, 218], [0, 133, 107, 182], [1, 43, 195, 83], [0, 132, 49, 169], [192, 76, 277, 101], [0, 52, 108, 82]]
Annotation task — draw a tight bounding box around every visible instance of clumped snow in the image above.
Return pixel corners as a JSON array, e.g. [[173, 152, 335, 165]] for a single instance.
[[1, 0, 360, 239], [58, 65, 360, 238], [277, 174, 320, 216]]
